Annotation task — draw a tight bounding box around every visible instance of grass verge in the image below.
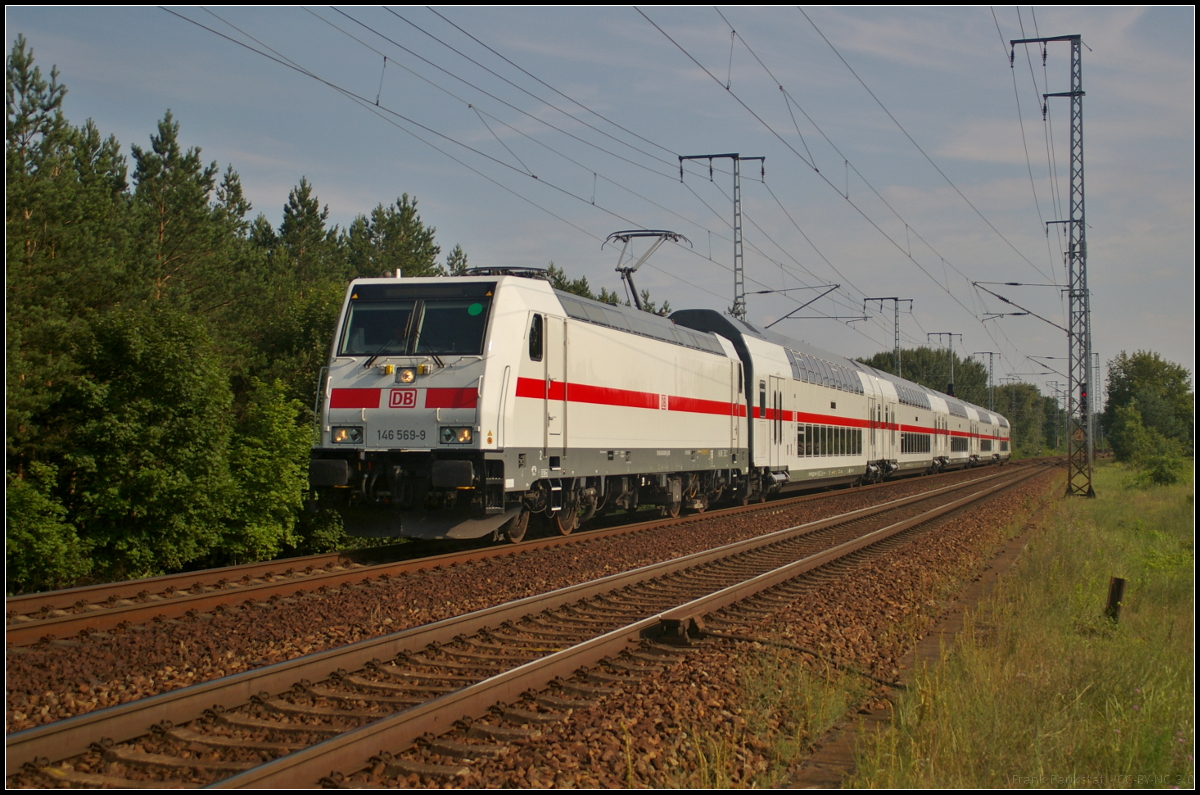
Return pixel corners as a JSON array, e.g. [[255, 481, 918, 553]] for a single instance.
[[849, 462, 1195, 788], [658, 649, 871, 788]]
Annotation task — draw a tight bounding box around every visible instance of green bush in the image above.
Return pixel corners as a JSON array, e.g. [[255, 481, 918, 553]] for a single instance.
[[1107, 403, 1190, 487], [5, 463, 93, 593], [65, 307, 235, 579], [219, 379, 312, 564]]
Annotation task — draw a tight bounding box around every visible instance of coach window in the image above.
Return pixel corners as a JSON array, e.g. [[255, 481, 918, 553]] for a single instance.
[[528, 314, 543, 361]]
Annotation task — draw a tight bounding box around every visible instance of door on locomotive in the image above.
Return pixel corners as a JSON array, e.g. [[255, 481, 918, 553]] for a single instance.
[[730, 361, 743, 457], [544, 314, 566, 458]]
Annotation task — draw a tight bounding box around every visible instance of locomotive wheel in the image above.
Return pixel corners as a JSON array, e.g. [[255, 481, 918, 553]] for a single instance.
[[554, 492, 580, 535], [660, 497, 682, 519], [554, 508, 578, 535], [693, 494, 709, 514], [502, 509, 530, 544]]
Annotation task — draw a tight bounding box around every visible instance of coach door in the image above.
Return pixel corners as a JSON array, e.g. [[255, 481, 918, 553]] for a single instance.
[[887, 402, 897, 459], [769, 374, 786, 468], [544, 315, 566, 459], [880, 401, 894, 461], [868, 397, 878, 460]]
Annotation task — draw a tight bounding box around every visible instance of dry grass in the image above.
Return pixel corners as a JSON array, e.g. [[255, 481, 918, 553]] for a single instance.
[[849, 462, 1195, 788], [658, 647, 869, 789]]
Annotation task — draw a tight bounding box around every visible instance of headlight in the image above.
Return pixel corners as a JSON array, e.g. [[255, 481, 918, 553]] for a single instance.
[[398, 368, 416, 383], [439, 426, 473, 444], [331, 426, 363, 444]]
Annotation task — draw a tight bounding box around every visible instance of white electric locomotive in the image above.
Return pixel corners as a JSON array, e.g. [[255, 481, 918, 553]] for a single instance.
[[308, 270, 1010, 542]]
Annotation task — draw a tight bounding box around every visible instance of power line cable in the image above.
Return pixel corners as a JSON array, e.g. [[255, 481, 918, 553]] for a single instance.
[[309, 7, 767, 268], [383, 7, 675, 171], [175, 8, 931, 356], [319, 6, 787, 266], [1018, 7, 1070, 327], [991, 7, 1061, 276], [639, 10, 988, 325], [797, 6, 1055, 283], [424, 6, 679, 159], [648, 7, 1058, 366], [327, 9, 677, 179], [323, 6, 894, 343]]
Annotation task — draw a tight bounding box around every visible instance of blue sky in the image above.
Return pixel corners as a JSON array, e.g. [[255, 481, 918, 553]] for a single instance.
[[6, 7, 1195, 403]]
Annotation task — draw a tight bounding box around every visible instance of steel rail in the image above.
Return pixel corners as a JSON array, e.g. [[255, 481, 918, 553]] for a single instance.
[[215, 466, 1042, 787], [9, 463, 988, 618], [6, 465, 1029, 646], [6, 466, 1038, 777], [5, 548, 389, 616]]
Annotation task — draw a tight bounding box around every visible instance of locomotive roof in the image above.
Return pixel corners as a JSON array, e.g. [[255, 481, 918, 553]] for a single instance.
[[553, 290, 728, 356]]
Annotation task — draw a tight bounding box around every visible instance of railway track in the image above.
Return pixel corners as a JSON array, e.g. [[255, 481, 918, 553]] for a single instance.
[[8, 464, 1045, 788], [5, 465, 1025, 648]]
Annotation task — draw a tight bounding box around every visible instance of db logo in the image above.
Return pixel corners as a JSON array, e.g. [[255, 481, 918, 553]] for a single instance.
[[389, 389, 418, 409]]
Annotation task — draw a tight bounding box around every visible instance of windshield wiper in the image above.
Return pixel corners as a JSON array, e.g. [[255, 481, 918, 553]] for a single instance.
[[363, 340, 398, 369], [364, 310, 416, 368]]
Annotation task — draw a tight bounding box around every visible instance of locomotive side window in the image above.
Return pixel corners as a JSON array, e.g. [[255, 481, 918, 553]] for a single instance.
[[528, 314, 543, 361], [759, 381, 766, 420]]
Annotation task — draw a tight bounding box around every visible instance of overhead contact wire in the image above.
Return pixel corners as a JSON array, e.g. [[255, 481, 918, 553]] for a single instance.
[[800, 6, 1053, 283], [692, 8, 1053, 364]]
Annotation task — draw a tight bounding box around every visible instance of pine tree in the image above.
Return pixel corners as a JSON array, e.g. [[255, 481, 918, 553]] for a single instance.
[[277, 177, 344, 283], [6, 37, 130, 469], [445, 243, 469, 275], [346, 194, 441, 279], [130, 112, 223, 302]]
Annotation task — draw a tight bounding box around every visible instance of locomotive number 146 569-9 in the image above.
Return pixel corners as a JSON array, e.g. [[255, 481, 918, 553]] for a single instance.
[[376, 429, 426, 442]]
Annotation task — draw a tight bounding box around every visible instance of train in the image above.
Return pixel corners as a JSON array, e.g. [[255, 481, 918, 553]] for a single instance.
[[307, 269, 1010, 543]]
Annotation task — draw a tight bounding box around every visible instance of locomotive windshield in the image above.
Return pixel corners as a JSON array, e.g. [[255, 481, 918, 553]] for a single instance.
[[339, 282, 495, 357]]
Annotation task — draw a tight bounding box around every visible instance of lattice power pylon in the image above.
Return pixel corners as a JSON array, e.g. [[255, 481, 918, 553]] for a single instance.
[[1012, 33, 1093, 497], [679, 153, 764, 321]]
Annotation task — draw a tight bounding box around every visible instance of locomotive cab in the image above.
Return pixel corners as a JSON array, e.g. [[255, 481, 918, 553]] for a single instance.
[[309, 277, 518, 539]]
